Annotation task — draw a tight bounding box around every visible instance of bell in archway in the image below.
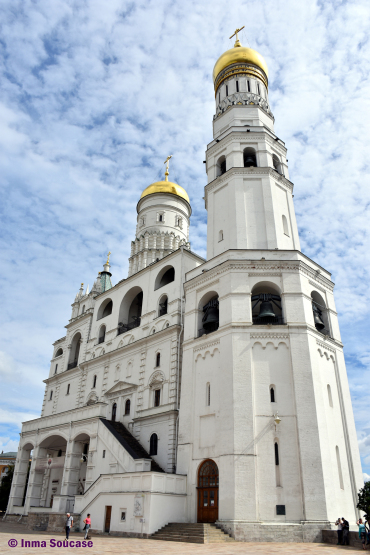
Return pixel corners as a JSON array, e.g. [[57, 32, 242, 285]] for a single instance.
[[203, 306, 219, 331], [312, 304, 325, 330], [258, 300, 276, 319], [244, 154, 257, 167]]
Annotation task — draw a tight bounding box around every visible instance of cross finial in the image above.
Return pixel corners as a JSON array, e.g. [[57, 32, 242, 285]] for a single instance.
[[229, 26, 245, 47], [106, 251, 111, 264], [164, 155, 172, 181]]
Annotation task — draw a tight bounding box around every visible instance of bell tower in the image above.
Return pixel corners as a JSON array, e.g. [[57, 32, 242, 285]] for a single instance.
[[177, 29, 364, 542], [205, 30, 300, 259]]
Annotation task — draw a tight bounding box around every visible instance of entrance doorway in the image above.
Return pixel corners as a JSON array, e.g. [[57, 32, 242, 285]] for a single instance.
[[197, 459, 219, 523], [104, 506, 112, 533]]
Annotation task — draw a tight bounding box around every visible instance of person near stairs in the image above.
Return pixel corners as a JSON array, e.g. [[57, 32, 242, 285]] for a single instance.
[[83, 514, 91, 539]]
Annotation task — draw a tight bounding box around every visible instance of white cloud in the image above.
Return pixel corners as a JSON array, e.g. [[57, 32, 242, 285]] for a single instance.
[[0, 0, 369, 475]]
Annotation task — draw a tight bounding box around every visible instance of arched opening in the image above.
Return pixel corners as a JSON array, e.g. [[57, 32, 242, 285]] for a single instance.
[[111, 403, 117, 422], [98, 325, 106, 344], [155, 266, 175, 290], [327, 384, 333, 407], [68, 333, 81, 370], [272, 154, 283, 175], [216, 155, 226, 177], [274, 440, 281, 486], [198, 291, 219, 337], [29, 435, 68, 508], [311, 291, 330, 335], [251, 282, 283, 325], [197, 459, 219, 523], [97, 298, 113, 320], [150, 433, 158, 456], [270, 386, 276, 403], [282, 215, 289, 236], [55, 348, 63, 358], [158, 295, 168, 316], [72, 433, 91, 495], [118, 287, 143, 335], [12, 442, 33, 507], [243, 147, 257, 168], [125, 399, 131, 415], [156, 352, 161, 367]]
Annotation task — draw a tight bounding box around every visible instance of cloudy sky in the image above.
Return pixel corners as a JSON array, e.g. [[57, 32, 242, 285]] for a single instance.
[[0, 0, 369, 480]]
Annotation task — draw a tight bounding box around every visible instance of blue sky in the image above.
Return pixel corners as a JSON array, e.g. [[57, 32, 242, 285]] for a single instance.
[[0, 0, 369, 480]]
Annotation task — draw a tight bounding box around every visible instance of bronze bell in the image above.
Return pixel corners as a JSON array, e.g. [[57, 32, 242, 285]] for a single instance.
[[312, 304, 325, 330], [258, 300, 276, 318], [244, 154, 257, 167], [203, 306, 219, 331]]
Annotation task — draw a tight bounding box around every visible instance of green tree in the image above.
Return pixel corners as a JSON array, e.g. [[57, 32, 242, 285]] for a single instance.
[[357, 481, 370, 516], [0, 464, 15, 512]]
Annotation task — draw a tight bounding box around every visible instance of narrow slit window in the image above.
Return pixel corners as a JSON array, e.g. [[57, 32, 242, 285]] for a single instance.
[[102, 450, 106, 458], [257, 83, 261, 95], [218, 93, 220, 103], [236, 80, 239, 92], [156, 353, 161, 367], [226, 85, 228, 96], [150, 433, 158, 456], [93, 375, 97, 388], [275, 442, 279, 466], [125, 399, 131, 415], [66, 384, 70, 395], [206, 383, 211, 406], [159, 214, 163, 222], [327, 384, 333, 407], [336, 446, 344, 489], [247, 80, 250, 92], [270, 387, 275, 402], [154, 389, 161, 407], [49, 390, 53, 401], [54, 364, 58, 375]]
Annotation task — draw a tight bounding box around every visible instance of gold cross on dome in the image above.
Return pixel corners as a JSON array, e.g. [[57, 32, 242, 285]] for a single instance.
[[229, 26, 245, 46], [164, 155, 173, 181], [106, 251, 111, 264]]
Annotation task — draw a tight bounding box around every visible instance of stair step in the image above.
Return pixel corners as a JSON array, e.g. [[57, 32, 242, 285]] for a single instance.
[[151, 522, 235, 543]]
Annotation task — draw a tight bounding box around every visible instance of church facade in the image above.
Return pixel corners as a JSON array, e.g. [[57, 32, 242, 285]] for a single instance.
[[7, 34, 363, 542]]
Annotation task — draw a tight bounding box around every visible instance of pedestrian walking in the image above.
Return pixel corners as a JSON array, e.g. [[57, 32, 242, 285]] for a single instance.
[[357, 518, 366, 550], [365, 516, 370, 547], [65, 513, 73, 540], [336, 518, 343, 545], [342, 517, 350, 546], [83, 513, 91, 540]]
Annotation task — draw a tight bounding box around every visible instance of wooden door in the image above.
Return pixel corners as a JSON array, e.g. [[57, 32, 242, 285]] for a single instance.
[[104, 506, 112, 533], [197, 459, 219, 523]]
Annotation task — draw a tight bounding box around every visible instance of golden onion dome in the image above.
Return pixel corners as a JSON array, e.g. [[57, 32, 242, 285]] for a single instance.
[[213, 40, 268, 92], [140, 180, 190, 204]]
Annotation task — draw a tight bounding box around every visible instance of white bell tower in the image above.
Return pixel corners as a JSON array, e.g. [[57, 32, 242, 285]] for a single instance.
[[177, 29, 364, 542]]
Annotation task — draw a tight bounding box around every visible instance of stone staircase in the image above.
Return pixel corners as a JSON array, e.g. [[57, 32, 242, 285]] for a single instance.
[[151, 523, 235, 543]]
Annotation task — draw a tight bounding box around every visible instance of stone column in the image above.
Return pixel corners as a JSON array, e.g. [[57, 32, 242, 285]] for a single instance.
[[61, 440, 82, 497], [7, 445, 32, 511], [24, 445, 48, 512]]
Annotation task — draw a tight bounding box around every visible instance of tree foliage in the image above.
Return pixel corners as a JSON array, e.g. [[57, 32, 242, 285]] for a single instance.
[[357, 481, 370, 516], [0, 464, 15, 511]]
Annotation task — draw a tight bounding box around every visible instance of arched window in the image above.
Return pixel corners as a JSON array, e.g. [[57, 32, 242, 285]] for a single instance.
[[118, 287, 143, 334], [199, 292, 219, 337], [327, 384, 333, 407], [206, 383, 211, 406], [55, 348, 63, 357], [125, 399, 131, 415], [156, 353, 161, 367], [68, 333, 81, 369], [336, 446, 344, 489], [150, 433, 158, 456], [218, 230, 223, 242], [243, 147, 257, 168], [97, 298, 113, 320], [311, 291, 330, 335], [159, 296, 168, 316], [270, 386, 275, 403], [272, 154, 283, 175], [155, 266, 175, 290], [282, 215, 289, 236], [111, 403, 117, 422], [216, 155, 226, 177], [98, 325, 106, 344], [92, 375, 97, 388], [251, 283, 283, 325]]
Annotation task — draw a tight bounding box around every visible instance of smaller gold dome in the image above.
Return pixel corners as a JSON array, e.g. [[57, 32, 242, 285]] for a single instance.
[[140, 180, 190, 204], [213, 44, 268, 86]]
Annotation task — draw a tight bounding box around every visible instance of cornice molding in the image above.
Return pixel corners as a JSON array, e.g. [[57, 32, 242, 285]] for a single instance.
[[205, 167, 294, 195], [194, 340, 220, 353]]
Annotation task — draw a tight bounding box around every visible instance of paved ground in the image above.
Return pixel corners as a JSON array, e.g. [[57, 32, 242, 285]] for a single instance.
[[0, 521, 360, 555]]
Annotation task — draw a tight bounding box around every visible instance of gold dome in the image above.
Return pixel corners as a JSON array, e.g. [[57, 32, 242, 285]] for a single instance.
[[213, 43, 268, 92], [140, 180, 190, 204]]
